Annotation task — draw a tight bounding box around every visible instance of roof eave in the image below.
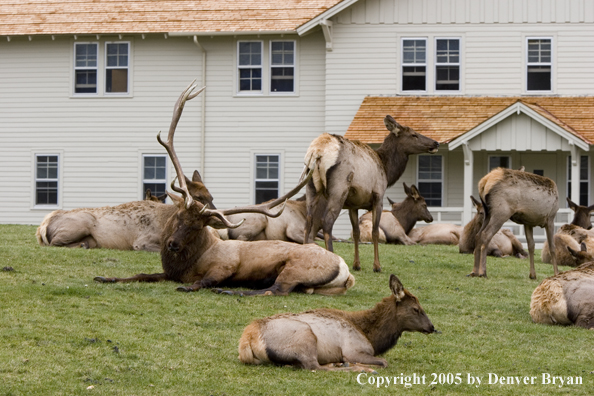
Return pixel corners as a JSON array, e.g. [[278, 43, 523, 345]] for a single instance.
[[168, 30, 298, 37], [296, 0, 359, 35]]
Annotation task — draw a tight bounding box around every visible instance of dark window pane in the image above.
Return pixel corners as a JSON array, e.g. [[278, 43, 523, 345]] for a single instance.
[[402, 66, 426, 91], [489, 156, 510, 171], [36, 181, 58, 205], [143, 183, 167, 201], [75, 70, 97, 93], [106, 69, 128, 93], [271, 67, 294, 92], [417, 182, 442, 207], [527, 66, 551, 91], [436, 66, 459, 90]]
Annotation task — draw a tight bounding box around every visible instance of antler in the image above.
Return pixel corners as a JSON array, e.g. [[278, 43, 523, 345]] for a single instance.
[[157, 80, 205, 209]]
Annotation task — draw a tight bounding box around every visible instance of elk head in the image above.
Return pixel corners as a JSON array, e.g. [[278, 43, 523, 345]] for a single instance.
[[567, 242, 594, 266], [470, 195, 485, 222], [390, 274, 435, 334], [388, 183, 433, 224], [383, 115, 439, 155], [567, 197, 594, 230]]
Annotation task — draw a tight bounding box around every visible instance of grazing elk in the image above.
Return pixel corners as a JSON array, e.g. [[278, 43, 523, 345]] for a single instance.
[[238, 274, 436, 371], [530, 261, 594, 329], [408, 224, 463, 245], [459, 196, 528, 258], [302, 116, 439, 272], [36, 171, 213, 252], [357, 183, 433, 245], [95, 82, 355, 296], [541, 197, 594, 264], [470, 168, 559, 279]]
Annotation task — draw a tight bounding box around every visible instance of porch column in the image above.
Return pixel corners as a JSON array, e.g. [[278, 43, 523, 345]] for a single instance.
[[570, 143, 581, 204], [462, 142, 474, 225]]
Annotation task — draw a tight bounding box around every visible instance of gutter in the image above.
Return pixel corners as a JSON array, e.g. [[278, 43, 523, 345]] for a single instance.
[[168, 31, 296, 37]]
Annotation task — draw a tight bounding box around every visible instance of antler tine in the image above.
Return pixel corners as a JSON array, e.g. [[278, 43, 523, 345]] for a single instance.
[[157, 80, 206, 209], [201, 208, 246, 229]]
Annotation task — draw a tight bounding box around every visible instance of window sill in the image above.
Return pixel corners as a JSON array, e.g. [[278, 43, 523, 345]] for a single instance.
[[32, 205, 61, 210]]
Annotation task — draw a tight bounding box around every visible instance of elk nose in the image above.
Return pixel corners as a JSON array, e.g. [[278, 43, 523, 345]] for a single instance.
[[167, 240, 180, 252]]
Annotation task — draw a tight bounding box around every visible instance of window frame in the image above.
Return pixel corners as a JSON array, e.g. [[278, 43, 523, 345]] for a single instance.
[[104, 41, 130, 95], [33, 153, 61, 208], [488, 155, 511, 172], [567, 155, 590, 206], [253, 153, 281, 204], [141, 154, 168, 202], [526, 37, 553, 93], [237, 40, 264, 95], [73, 42, 99, 96], [401, 37, 427, 93], [434, 37, 460, 92], [416, 154, 443, 207], [269, 40, 296, 95]]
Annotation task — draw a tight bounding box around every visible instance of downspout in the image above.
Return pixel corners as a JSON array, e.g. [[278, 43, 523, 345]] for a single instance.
[[193, 36, 207, 177]]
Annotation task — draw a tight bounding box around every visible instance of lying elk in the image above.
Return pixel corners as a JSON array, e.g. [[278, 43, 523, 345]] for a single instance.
[[530, 260, 594, 329], [303, 116, 439, 272], [238, 274, 436, 371], [357, 183, 433, 245], [459, 196, 528, 258], [408, 224, 463, 245], [144, 188, 167, 203], [541, 224, 594, 268], [36, 171, 214, 252], [541, 197, 594, 264], [471, 168, 558, 279], [95, 82, 355, 296]]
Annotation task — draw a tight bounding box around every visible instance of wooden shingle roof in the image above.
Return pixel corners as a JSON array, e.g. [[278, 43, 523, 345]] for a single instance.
[[0, 0, 345, 36], [345, 96, 594, 145]]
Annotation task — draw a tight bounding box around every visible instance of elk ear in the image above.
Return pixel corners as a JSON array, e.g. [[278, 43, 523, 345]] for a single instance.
[[470, 195, 480, 208], [384, 115, 403, 136], [192, 170, 204, 183], [518, 166, 525, 172], [567, 245, 579, 258], [387, 196, 396, 206], [566, 197, 578, 211], [581, 242, 587, 252], [145, 189, 153, 200], [410, 184, 421, 200], [403, 182, 412, 197], [389, 274, 406, 302], [167, 192, 184, 206]]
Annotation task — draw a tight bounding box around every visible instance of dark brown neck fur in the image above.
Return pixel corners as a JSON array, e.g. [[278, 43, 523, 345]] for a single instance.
[[392, 200, 418, 234], [460, 213, 483, 253], [376, 134, 410, 188]]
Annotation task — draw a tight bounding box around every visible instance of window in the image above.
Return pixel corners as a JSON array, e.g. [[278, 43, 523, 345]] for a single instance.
[[238, 41, 263, 92], [417, 155, 442, 206], [255, 155, 280, 204], [74, 43, 98, 94], [270, 41, 295, 93], [35, 155, 59, 206], [143, 155, 167, 201], [527, 38, 552, 91], [567, 156, 589, 206], [435, 39, 460, 91], [105, 42, 129, 93], [402, 39, 426, 91], [488, 156, 510, 171]]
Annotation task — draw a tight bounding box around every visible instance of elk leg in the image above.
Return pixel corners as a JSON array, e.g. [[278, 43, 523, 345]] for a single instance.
[[545, 219, 558, 275], [371, 194, 383, 272], [178, 266, 237, 292], [525, 225, 537, 279], [94, 273, 168, 283], [342, 351, 388, 368], [471, 220, 504, 277], [349, 209, 362, 271], [317, 363, 383, 372]]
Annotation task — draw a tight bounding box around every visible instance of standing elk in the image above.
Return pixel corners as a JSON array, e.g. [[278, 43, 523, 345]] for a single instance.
[[459, 196, 528, 258], [35, 171, 213, 252], [302, 116, 439, 272], [408, 224, 463, 245], [541, 197, 594, 264], [238, 274, 436, 371], [530, 261, 594, 329], [94, 82, 355, 296], [356, 183, 433, 245], [470, 168, 559, 279]]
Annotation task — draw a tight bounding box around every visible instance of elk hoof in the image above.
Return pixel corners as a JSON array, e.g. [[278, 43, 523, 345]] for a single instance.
[[176, 286, 193, 292], [466, 272, 478, 277], [93, 276, 114, 283], [352, 266, 361, 271], [373, 267, 382, 273]]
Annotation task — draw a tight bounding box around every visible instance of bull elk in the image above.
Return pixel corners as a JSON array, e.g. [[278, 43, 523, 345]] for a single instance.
[[35, 171, 212, 252], [356, 183, 433, 245], [238, 274, 436, 371], [459, 196, 528, 258], [94, 82, 355, 296], [302, 117, 439, 272], [408, 224, 463, 245], [470, 168, 559, 279], [530, 261, 594, 329]]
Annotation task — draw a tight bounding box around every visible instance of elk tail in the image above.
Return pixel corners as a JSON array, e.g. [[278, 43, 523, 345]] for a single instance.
[[303, 134, 341, 193], [36, 212, 55, 246], [238, 321, 268, 365]]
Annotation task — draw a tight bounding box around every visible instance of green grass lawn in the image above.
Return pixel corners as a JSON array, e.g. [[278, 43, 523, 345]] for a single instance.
[[1, 224, 592, 395]]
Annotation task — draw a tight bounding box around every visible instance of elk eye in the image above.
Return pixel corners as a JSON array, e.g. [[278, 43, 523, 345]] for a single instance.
[[413, 134, 419, 139], [413, 308, 420, 314]]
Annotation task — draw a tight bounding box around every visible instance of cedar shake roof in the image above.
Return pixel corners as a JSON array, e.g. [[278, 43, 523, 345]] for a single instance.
[[0, 0, 345, 36], [345, 96, 594, 145]]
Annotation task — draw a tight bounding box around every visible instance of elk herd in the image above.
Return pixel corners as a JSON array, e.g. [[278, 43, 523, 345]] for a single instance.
[[34, 82, 593, 373]]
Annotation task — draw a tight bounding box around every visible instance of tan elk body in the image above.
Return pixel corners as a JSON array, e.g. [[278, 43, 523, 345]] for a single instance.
[[471, 168, 559, 278], [459, 196, 527, 258], [356, 184, 433, 245], [302, 117, 439, 272], [95, 82, 355, 296], [408, 224, 463, 245], [238, 275, 435, 371], [530, 262, 594, 329]]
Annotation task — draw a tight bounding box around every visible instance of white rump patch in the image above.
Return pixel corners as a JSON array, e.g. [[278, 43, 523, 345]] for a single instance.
[[303, 134, 341, 193]]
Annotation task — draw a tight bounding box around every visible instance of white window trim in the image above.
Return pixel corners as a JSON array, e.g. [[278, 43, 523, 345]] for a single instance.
[[269, 40, 297, 96], [401, 37, 428, 93], [71, 39, 133, 98], [416, 154, 444, 207], [487, 155, 511, 173], [237, 40, 264, 96], [525, 36, 553, 94], [104, 41, 131, 96], [567, 155, 590, 205], [141, 154, 168, 201], [252, 152, 283, 204], [434, 37, 461, 92], [32, 151, 63, 210]]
